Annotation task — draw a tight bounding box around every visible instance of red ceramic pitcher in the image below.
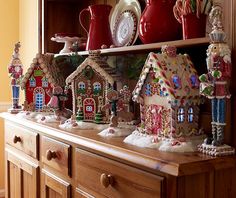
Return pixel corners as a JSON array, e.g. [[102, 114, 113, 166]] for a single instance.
[[79, 4, 113, 50], [139, 0, 181, 44]]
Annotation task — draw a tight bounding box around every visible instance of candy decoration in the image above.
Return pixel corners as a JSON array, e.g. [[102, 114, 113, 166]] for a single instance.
[[173, 0, 212, 22]]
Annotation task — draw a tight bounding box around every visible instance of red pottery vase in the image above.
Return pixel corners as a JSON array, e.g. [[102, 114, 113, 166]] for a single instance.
[[139, 0, 181, 44], [181, 14, 207, 39], [79, 4, 113, 50]]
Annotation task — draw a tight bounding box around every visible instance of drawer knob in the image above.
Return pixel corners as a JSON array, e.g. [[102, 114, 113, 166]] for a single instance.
[[13, 135, 21, 144], [100, 173, 114, 188], [46, 150, 58, 161]]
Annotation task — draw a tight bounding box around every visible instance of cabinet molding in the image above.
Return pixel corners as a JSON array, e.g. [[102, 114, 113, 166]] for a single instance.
[[41, 169, 71, 198]]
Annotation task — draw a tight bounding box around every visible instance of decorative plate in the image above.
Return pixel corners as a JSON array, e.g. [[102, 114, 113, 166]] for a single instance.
[[110, 0, 141, 46], [112, 10, 138, 47]]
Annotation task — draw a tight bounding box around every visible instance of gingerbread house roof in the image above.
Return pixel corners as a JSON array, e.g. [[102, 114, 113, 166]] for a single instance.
[[21, 53, 66, 89], [133, 49, 200, 103], [66, 52, 120, 85]]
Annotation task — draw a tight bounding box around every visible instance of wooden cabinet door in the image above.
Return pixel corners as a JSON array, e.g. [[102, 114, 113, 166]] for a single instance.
[[41, 169, 71, 198], [6, 149, 39, 198]]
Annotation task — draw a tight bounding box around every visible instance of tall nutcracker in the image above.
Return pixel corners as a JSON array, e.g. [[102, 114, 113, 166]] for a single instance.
[[198, 5, 235, 156], [8, 42, 23, 113]]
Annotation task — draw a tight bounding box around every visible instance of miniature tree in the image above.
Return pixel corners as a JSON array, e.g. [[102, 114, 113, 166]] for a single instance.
[[95, 112, 103, 124], [76, 110, 84, 121]]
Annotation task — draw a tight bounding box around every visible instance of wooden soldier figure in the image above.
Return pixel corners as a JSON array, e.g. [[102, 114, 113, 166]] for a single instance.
[[198, 5, 235, 156]]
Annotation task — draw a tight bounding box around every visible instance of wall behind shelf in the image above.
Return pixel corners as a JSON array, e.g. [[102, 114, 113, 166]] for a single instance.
[[19, 0, 38, 67], [0, 0, 38, 191], [0, 0, 19, 191]]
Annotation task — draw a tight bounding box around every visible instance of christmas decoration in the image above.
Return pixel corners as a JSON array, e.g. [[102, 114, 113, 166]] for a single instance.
[[38, 85, 72, 123], [124, 45, 203, 152], [198, 5, 235, 156], [8, 42, 23, 113], [66, 51, 122, 123], [98, 87, 135, 137]]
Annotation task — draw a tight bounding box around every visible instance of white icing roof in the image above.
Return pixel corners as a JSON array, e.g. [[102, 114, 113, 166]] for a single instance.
[[66, 54, 119, 85], [133, 51, 200, 102], [20, 54, 62, 89]]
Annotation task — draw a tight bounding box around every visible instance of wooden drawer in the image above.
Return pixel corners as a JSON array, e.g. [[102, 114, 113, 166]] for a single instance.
[[41, 136, 71, 176], [75, 148, 164, 198], [5, 122, 38, 159]]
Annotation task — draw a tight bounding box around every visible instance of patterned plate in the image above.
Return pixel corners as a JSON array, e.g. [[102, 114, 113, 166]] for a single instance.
[[113, 10, 138, 47], [110, 0, 141, 47]]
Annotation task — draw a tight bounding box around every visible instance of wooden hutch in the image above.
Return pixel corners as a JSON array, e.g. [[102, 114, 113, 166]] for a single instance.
[[1, 0, 236, 198]]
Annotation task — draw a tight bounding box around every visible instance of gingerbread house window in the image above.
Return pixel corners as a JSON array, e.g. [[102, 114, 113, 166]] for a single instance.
[[145, 83, 152, 96], [42, 77, 48, 87], [93, 82, 101, 94], [188, 107, 194, 123], [177, 107, 185, 123], [78, 82, 86, 94], [29, 76, 36, 87]]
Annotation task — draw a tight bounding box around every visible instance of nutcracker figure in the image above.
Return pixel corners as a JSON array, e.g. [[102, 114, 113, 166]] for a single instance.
[[198, 5, 235, 156], [8, 42, 23, 113]]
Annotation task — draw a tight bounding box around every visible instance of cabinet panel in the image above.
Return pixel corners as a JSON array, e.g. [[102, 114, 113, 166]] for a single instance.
[[6, 149, 39, 198], [5, 122, 38, 159], [177, 172, 214, 198], [76, 148, 164, 198], [41, 169, 71, 198], [214, 167, 236, 198]]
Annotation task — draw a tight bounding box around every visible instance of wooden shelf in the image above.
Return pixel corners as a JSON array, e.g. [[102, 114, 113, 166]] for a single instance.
[[74, 37, 210, 56]]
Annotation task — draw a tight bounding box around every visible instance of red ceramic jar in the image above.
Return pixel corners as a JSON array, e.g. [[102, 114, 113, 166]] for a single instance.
[[139, 0, 181, 44], [182, 14, 207, 39]]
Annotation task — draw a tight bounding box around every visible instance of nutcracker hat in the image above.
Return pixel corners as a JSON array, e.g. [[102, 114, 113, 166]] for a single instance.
[[209, 5, 226, 43]]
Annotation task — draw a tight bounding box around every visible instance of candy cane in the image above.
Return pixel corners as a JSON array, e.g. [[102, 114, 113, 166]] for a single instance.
[[204, 0, 212, 15], [173, 4, 182, 23], [196, 0, 202, 18], [171, 105, 176, 138], [173, 0, 183, 23]]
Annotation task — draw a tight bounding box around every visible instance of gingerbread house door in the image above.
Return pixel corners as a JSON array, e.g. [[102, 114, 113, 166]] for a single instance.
[[34, 87, 45, 111], [83, 98, 96, 120], [145, 105, 162, 135]]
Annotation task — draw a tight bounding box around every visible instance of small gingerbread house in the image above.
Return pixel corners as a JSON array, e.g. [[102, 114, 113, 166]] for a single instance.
[[21, 54, 66, 111], [132, 46, 201, 138], [66, 52, 121, 122]]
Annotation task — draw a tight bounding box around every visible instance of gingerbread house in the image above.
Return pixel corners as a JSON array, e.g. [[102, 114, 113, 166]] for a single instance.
[[66, 52, 121, 122], [132, 46, 201, 138], [21, 54, 66, 111]]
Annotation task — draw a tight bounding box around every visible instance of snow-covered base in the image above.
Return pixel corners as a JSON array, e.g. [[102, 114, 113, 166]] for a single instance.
[[37, 114, 68, 123], [59, 119, 108, 130], [124, 130, 205, 152], [16, 111, 45, 120], [8, 107, 22, 114], [98, 124, 135, 137], [198, 143, 235, 156]]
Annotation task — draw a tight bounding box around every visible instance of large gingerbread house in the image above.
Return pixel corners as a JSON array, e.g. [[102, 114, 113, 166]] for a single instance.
[[21, 54, 66, 111], [66, 52, 121, 122], [132, 46, 201, 139]]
